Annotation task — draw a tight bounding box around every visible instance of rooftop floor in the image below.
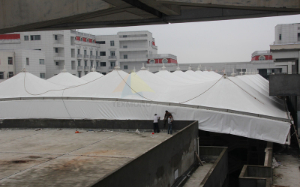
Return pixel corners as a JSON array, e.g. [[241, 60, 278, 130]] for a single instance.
[[0, 128, 173, 187], [273, 154, 300, 187]]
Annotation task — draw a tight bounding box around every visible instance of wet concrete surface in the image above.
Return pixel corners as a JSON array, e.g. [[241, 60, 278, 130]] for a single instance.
[[0, 128, 173, 187], [273, 154, 300, 187]]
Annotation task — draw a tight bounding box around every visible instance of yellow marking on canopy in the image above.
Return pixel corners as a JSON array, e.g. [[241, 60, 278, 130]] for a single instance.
[[113, 74, 130, 92], [130, 72, 154, 93]]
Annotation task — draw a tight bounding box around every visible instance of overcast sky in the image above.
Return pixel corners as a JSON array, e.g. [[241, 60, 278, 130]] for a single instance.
[[79, 15, 300, 64]]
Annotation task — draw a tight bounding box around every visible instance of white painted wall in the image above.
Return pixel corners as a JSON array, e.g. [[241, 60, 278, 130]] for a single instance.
[[0, 50, 15, 82]]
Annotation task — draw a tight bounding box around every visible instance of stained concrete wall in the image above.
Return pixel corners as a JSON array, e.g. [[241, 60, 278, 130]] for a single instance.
[[0, 119, 194, 130], [90, 121, 199, 187], [269, 74, 300, 96], [199, 146, 228, 187], [239, 165, 272, 187]]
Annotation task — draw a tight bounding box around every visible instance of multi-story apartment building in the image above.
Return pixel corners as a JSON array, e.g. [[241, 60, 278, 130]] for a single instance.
[[0, 30, 177, 78], [0, 49, 46, 82]]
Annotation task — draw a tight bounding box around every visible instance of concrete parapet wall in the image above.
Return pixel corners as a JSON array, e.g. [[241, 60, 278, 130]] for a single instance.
[[239, 165, 272, 187], [90, 121, 199, 187], [199, 146, 228, 187], [0, 119, 194, 130]]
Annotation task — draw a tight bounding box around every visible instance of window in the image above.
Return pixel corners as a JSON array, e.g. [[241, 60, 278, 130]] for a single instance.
[[100, 62, 106, 67], [123, 46, 127, 48], [98, 41, 105, 44], [124, 55, 128, 59], [110, 61, 115, 68], [298, 33, 300, 41], [55, 61, 59, 66], [102, 72, 106, 75], [80, 37, 83, 41], [8, 57, 13, 65], [85, 71, 88, 75], [100, 51, 106, 56], [124, 65, 128, 69], [26, 58, 29, 65], [279, 34, 282, 40], [39, 59, 45, 65], [55, 48, 58, 53], [78, 71, 81, 78], [84, 50, 87, 55], [8, 72, 14, 78], [110, 51, 115, 56], [78, 60, 81, 66], [96, 62, 99, 67], [91, 61, 93, 67], [54, 35, 58, 40], [24, 35, 29, 41], [96, 51, 98, 56], [259, 55, 265, 61], [0, 72, 3, 79], [123, 35, 127, 38], [90, 51, 92, 56], [71, 61, 75, 70], [77, 49, 80, 54], [40, 73, 45, 79], [84, 61, 87, 66], [30, 35, 41, 40], [110, 41, 115, 46]]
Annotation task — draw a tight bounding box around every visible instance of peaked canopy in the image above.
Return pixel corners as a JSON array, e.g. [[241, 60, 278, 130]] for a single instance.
[[47, 72, 87, 87]]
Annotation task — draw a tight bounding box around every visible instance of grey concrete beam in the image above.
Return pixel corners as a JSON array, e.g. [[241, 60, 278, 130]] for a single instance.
[[158, 0, 300, 11], [0, 0, 300, 33]]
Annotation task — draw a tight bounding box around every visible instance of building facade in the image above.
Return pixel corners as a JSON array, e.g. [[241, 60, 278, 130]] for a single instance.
[[0, 30, 177, 78], [0, 49, 45, 82]]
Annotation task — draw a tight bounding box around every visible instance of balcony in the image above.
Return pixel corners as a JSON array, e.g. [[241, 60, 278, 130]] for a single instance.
[[84, 66, 90, 71], [84, 55, 89, 59], [54, 40, 64, 45], [108, 56, 117, 59], [96, 56, 101, 59], [77, 66, 83, 71], [152, 45, 158, 50], [119, 47, 148, 51], [53, 53, 64, 60], [77, 54, 82, 58], [96, 66, 101, 71], [109, 66, 115, 69], [90, 55, 95, 59]]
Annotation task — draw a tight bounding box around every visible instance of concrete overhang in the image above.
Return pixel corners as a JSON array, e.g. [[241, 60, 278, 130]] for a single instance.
[[270, 44, 300, 51], [0, 0, 300, 34]]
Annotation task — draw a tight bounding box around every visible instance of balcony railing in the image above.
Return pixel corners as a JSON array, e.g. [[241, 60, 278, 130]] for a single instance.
[[96, 66, 101, 71], [108, 56, 117, 59], [84, 66, 90, 71], [77, 54, 82, 58], [84, 55, 89, 59], [96, 56, 101, 59], [109, 66, 115, 69], [54, 40, 64, 45], [77, 66, 83, 71], [90, 55, 96, 59]]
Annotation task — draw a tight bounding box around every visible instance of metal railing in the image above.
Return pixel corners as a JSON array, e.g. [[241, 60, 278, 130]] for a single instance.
[[84, 66, 90, 71], [96, 66, 101, 71], [77, 54, 82, 58], [77, 66, 83, 71], [90, 55, 95, 59], [84, 55, 89, 59], [96, 56, 101, 59]]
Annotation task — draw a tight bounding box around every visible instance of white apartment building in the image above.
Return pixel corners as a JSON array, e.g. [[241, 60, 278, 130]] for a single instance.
[[271, 23, 300, 74], [0, 50, 14, 82], [0, 30, 177, 78], [0, 49, 46, 82]]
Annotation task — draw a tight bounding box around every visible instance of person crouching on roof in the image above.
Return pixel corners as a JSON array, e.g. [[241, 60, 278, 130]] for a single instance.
[[153, 114, 160, 133]]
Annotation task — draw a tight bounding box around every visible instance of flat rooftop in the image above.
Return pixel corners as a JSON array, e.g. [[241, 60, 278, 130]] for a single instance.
[[0, 128, 174, 186]]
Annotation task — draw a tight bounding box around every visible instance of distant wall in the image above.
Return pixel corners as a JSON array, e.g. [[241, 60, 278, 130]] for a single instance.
[[0, 119, 194, 130], [90, 121, 199, 187]]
